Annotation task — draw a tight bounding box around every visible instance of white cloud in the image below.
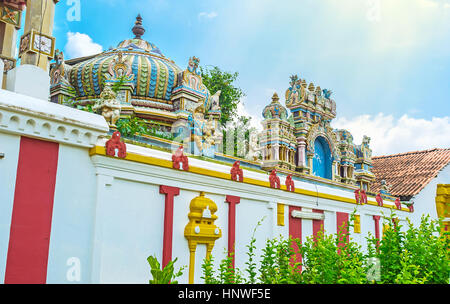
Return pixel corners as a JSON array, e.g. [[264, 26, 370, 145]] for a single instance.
[[332, 113, 450, 156], [198, 11, 218, 20], [64, 32, 103, 59]]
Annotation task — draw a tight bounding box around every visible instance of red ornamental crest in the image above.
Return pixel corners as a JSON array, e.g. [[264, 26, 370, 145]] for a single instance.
[[230, 161, 243, 182], [375, 193, 384, 207], [360, 190, 367, 205], [105, 131, 126, 158], [172, 146, 189, 171], [354, 189, 367, 205], [394, 198, 402, 210], [285, 174, 295, 192], [354, 189, 360, 204], [269, 169, 280, 189]]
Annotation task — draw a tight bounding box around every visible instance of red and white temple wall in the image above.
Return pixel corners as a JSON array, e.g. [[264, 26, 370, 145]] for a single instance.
[[0, 89, 413, 284]]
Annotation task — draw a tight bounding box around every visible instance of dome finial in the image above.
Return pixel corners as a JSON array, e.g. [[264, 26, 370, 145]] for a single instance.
[[271, 92, 280, 103], [132, 14, 145, 39]]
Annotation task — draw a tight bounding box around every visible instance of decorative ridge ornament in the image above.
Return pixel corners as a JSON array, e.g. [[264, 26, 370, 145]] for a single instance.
[[354, 189, 367, 205], [230, 161, 243, 182], [394, 198, 402, 210], [355, 189, 360, 204], [375, 193, 384, 207], [269, 169, 280, 189], [285, 174, 295, 192], [105, 131, 127, 158], [172, 145, 189, 171], [361, 189, 367, 205]]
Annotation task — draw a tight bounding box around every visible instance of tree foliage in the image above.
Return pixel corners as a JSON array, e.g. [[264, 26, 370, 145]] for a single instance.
[[199, 66, 245, 126]]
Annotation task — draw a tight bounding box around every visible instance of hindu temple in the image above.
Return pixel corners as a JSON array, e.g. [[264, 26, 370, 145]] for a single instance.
[[0, 2, 431, 285]]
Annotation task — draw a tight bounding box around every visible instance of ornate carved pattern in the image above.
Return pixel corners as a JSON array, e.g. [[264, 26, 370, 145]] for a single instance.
[[1, 1, 26, 11], [0, 3, 22, 27], [104, 51, 135, 82], [0, 55, 15, 73]]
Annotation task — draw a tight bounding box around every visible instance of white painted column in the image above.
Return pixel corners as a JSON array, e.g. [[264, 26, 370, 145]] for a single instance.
[[90, 174, 114, 283]]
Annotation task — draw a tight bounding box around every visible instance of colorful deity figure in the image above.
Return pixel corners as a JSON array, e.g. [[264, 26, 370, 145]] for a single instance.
[[189, 105, 216, 157], [285, 74, 302, 106], [49, 49, 77, 104], [93, 83, 121, 128], [181, 56, 210, 107], [49, 49, 70, 86], [380, 179, 391, 195], [187, 56, 200, 74]]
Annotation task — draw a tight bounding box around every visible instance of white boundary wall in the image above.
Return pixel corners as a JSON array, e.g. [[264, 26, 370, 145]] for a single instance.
[[0, 89, 419, 284]]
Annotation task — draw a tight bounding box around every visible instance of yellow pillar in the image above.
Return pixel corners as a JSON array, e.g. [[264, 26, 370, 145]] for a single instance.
[[354, 214, 361, 233], [188, 243, 197, 284], [277, 203, 285, 226], [19, 0, 58, 71], [436, 184, 450, 235]]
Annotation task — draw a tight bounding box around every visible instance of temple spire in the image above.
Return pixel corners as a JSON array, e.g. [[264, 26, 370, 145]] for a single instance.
[[132, 14, 145, 39]]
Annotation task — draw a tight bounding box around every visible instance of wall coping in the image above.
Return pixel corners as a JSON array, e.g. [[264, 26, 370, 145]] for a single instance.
[[0, 89, 109, 147], [90, 139, 412, 213]]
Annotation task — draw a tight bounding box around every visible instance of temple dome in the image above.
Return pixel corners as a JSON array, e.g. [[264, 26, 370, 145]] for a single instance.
[[67, 16, 182, 102], [262, 92, 289, 120]]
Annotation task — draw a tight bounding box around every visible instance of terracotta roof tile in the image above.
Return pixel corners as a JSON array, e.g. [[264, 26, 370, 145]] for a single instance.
[[370, 148, 450, 198]]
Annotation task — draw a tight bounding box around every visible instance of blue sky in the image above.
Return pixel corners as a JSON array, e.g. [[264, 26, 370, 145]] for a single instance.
[[49, 0, 450, 155]]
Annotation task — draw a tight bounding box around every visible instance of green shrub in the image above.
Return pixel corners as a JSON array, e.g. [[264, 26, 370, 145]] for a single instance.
[[367, 213, 449, 284], [147, 255, 185, 284], [298, 213, 367, 284], [196, 212, 450, 284]]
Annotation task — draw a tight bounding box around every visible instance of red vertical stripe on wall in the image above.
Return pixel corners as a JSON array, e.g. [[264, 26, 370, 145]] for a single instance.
[[225, 195, 240, 269], [312, 209, 324, 241], [159, 185, 180, 269], [5, 137, 59, 284], [373, 215, 381, 248], [288, 206, 302, 270], [336, 212, 349, 250]]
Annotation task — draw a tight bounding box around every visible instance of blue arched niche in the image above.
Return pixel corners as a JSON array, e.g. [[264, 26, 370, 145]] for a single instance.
[[312, 136, 332, 179]]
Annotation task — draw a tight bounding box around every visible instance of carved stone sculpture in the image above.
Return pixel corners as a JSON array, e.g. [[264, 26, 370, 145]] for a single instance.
[[93, 83, 121, 127]]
